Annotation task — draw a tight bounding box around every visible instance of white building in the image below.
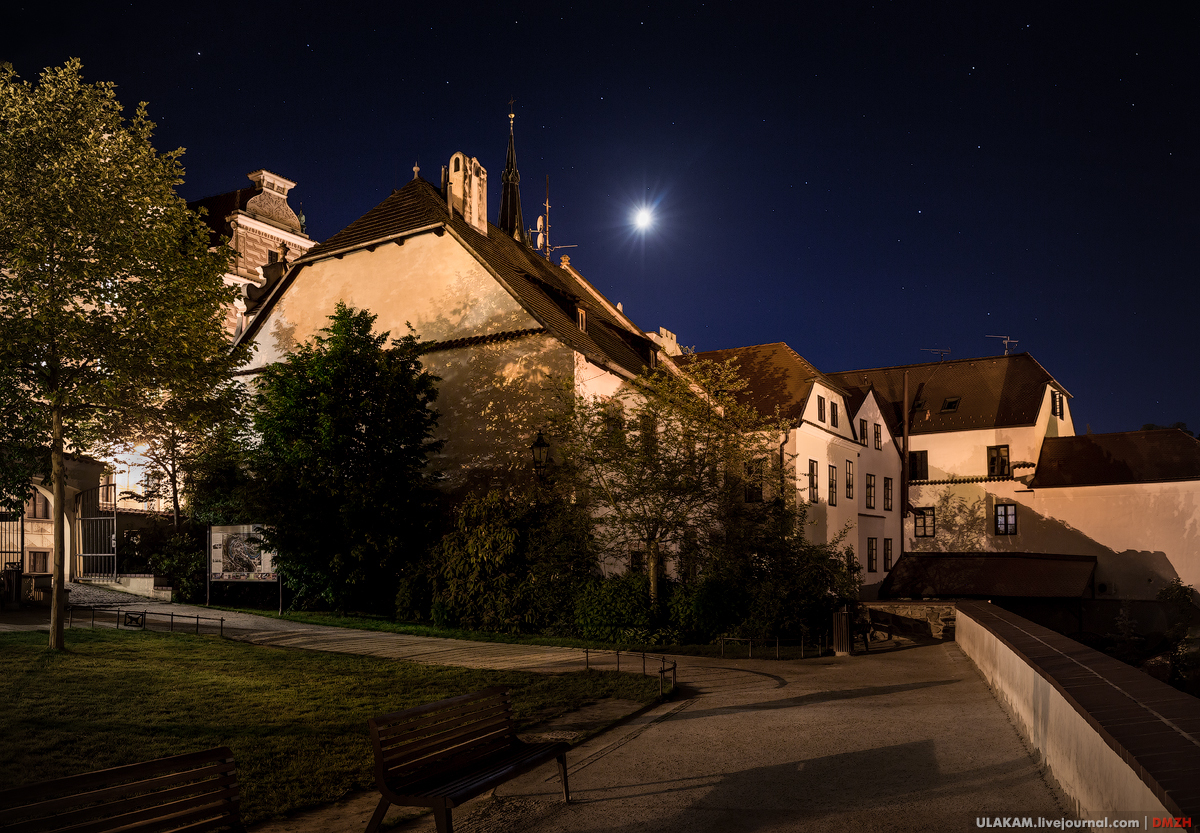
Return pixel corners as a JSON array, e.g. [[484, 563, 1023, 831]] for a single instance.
[[691, 343, 905, 597]]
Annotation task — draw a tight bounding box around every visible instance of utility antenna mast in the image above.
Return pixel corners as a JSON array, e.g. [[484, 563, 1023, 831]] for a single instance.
[[530, 175, 577, 260], [921, 347, 951, 362], [986, 335, 1019, 356]]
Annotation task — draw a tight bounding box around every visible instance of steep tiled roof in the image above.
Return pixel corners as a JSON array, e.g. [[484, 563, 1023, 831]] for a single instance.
[[827, 353, 1068, 436], [686, 342, 842, 423], [880, 553, 1096, 599], [275, 177, 653, 378], [1030, 429, 1200, 488]]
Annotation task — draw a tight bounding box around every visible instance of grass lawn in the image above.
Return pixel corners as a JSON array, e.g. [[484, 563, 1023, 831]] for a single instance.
[[0, 629, 661, 824]]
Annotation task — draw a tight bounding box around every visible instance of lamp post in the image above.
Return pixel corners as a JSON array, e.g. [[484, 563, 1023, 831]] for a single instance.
[[530, 431, 550, 475]]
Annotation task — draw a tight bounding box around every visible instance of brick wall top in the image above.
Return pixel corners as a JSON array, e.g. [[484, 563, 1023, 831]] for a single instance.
[[957, 600, 1200, 819]]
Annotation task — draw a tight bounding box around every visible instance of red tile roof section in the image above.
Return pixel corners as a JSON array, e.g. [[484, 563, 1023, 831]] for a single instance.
[[1030, 429, 1200, 488], [686, 342, 842, 423]]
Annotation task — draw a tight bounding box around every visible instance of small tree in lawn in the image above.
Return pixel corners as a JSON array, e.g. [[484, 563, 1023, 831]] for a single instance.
[[0, 60, 241, 649], [117, 380, 248, 531], [251, 303, 442, 615]]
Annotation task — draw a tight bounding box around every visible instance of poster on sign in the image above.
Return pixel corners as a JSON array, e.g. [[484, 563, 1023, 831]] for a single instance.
[[209, 525, 276, 581]]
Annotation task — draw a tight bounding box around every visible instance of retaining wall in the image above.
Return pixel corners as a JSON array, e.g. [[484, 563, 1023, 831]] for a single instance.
[[956, 601, 1199, 823]]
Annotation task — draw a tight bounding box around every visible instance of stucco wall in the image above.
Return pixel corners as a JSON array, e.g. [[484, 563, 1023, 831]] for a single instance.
[[246, 231, 539, 370], [423, 332, 575, 493], [956, 605, 1170, 821]]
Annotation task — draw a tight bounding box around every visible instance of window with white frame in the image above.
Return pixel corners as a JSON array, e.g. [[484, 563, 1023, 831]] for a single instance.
[[914, 507, 935, 537], [987, 445, 1010, 478]]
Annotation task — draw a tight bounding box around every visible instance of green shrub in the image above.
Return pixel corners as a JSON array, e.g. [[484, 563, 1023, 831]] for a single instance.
[[574, 573, 653, 643]]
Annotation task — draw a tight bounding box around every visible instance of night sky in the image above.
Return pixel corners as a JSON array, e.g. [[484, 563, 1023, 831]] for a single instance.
[[7, 2, 1197, 435]]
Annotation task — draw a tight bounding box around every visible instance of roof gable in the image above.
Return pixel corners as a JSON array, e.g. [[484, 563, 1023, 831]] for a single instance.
[[1030, 429, 1200, 488], [242, 177, 655, 378], [687, 342, 843, 424]]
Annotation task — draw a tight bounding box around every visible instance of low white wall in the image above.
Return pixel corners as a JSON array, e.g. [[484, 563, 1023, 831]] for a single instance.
[[75, 576, 172, 602], [956, 607, 1168, 821]]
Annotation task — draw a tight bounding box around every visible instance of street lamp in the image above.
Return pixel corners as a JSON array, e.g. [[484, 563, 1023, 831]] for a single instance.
[[530, 431, 550, 471]]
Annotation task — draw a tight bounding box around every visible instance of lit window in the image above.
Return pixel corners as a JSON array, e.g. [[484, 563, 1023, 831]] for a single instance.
[[808, 460, 819, 503], [884, 477, 893, 511], [865, 474, 876, 509], [1051, 391, 1065, 418], [884, 538, 893, 571], [914, 507, 935, 537], [828, 465, 837, 506], [995, 504, 1017, 535], [867, 538, 878, 572], [576, 306, 587, 332], [874, 423, 882, 450], [987, 445, 1010, 478], [817, 396, 826, 422], [846, 460, 854, 500]]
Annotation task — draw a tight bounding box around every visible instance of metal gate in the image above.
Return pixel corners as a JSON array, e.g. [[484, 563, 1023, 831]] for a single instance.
[[75, 484, 117, 578], [0, 510, 23, 571]]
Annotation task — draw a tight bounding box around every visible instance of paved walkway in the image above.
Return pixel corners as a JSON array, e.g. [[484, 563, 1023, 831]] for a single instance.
[[2, 599, 1073, 831]]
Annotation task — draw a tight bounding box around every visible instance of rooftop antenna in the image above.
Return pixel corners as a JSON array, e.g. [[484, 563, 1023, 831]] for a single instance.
[[986, 335, 1018, 356], [529, 175, 577, 260], [921, 348, 951, 362]]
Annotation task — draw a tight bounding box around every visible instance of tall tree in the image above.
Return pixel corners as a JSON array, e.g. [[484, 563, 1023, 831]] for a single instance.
[[251, 304, 443, 615], [0, 60, 240, 648]]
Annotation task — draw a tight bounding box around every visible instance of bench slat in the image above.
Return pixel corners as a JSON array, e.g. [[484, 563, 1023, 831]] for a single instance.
[[377, 718, 514, 775], [365, 689, 568, 833], [372, 699, 511, 747], [369, 687, 509, 730], [0, 750, 236, 809], [4, 777, 238, 833], [0, 748, 242, 833]]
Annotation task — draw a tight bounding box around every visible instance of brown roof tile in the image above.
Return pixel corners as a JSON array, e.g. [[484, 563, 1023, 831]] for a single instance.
[[827, 353, 1068, 436], [880, 552, 1097, 598], [686, 342, 841, 423], [1030, 429, 1200, 488]]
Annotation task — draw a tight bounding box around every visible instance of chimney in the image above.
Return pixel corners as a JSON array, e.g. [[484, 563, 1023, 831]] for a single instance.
[[446, 152, 488, 235]]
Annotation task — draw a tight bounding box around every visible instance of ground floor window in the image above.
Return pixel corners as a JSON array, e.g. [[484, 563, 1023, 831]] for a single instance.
[[28, 550, 49, 573], [995, 504, 1017, 535]]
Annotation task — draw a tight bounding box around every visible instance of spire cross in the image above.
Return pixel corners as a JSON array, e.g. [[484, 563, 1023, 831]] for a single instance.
[[508, 97, 516, 130]]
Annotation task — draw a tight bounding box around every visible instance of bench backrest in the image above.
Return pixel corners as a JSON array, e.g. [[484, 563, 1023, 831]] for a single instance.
[[368, 687, 518, 789], [0, 746, 243, 833]]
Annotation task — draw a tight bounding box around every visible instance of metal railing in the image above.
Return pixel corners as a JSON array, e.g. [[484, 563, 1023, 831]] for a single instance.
[[582, 648, 677, 696], [67, 605, 226, 637]]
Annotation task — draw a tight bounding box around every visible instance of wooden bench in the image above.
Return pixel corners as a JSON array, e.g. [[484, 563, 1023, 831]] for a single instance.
[[366, 687, 569, 833], [0, 747, 244, 832]]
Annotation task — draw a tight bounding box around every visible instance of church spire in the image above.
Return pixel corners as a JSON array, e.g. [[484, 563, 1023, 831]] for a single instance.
[[497, 104, 527, 244]]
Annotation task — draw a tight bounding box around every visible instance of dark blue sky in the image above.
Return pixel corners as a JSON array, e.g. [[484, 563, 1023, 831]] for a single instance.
[[7, 2, 1197, 434]]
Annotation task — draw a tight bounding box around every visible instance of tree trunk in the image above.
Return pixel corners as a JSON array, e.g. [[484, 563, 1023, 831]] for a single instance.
[[49, 403, 66, 651], [170, 428, 181, 532], [648, 538, 660, 606]]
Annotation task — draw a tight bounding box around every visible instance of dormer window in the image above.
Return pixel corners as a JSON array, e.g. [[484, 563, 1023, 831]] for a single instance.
[[1051, 390, 1065, 418], [576, 306, 587, 332], [940, 397, 961, 413]]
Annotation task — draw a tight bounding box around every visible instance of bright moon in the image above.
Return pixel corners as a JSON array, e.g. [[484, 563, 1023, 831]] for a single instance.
[[634, 208, 653, 229]]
